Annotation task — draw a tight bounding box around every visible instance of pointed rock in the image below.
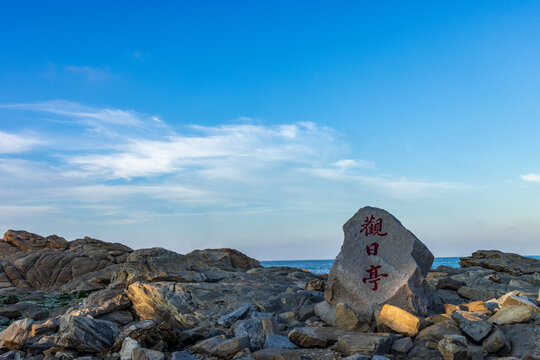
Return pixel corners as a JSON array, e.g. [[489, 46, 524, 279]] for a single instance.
[[325, 207, 433, 318]]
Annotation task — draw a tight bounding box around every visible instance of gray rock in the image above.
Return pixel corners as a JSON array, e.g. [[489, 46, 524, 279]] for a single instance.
[[502, 323, 540, 358], [468, 344, 487, 360], [97, 310, 134, 325], [413, 320, 462, 350], [459, 250, 540, 275], [67, 286, 131, 318], [334, 333, 394, 356], [0, 318, 33, 350], [0, 316, 9, 326], [114, 320, 156, 349], [232, 348, 255, 360], [120, 337, 140, 360], [252, 348, 300, 360], [55, 315, 119, 353], [437, 334, 470, 360], [264, 334, 298, 349], [451, 310, 493, 342], [251, 312, 276, 320], [313, 301, 336, 326], [171, 351, 198, 360], [219, 305, 252, 327], [341, 355, 371, 360], [458, 286, 497, 302], [482, 327, 507, 354], [325, 207, 433, 318], [233, 319, 266, 351], [437, 278, 465, 291], [132, 348, 164, 360], [193, 335, 250, 359], [391, 336, 413, 354], [288, 326, 346, 348], [0, 350, 25, 360]]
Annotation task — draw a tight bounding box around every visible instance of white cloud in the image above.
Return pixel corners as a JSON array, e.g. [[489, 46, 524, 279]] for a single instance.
[[64, 122, 338, 179], [0, 131, 42, 153], [0, 100, 471, 210], [520, 173, 540, 183], [64, 184, 212, 203], [0, 101, 145, 129], [65, 65, 111, 82]]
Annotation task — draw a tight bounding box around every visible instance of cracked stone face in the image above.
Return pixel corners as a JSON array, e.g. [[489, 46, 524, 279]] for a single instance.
[[325, 206, 434, 318]]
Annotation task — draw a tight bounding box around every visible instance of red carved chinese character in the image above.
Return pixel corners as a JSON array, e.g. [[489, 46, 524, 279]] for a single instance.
[[359, 215, 388, 237], [362, 264, 388, 291], [365, 242, 379, 256]]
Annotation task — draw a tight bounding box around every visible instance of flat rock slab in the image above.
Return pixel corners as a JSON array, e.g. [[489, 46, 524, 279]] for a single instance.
[[334, 333, 394, 356], [192, 335, 249, 359], [459, 250, 540, 275], [325, 206, 433, 318], [253, 348, 301, 360], [288, 326, 347, 348], [488, 305, 532, 325]]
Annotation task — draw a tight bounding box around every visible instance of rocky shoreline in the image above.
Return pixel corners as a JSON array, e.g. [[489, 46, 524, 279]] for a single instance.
[[0, 229, 538, 360]]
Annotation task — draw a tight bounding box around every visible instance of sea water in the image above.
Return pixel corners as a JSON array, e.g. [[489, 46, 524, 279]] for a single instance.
[[260, 256, 540, 275]]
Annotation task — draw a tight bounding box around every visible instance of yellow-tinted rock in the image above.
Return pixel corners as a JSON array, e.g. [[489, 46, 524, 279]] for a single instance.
[[488, 305, 531, 325], [378, 304, 421, 337], [444, 304, 460, 314], [461, 300, 488, 313], [335, 303, 369, 332], [426, 313, 452, 325], [501, 295, 540, 313]]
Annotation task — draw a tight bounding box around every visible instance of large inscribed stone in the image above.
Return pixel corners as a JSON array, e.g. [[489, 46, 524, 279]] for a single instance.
[[325, 206, 433, 318]]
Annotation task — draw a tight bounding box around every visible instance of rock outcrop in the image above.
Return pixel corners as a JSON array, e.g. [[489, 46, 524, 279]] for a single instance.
[[0, 230, 132, 291], [325, 207, 433, 319], [0, 225, 538, 360], [460, 249, 540, 275]]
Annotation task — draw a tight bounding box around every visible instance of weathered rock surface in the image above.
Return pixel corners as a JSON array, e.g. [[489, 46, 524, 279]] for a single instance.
[[391, 336, 413, 354], [192, 335, 250, 359], [325, 207, 433, 318], [0, 230, 132, 291], [488, 305, 532, 325], [460, 250, 540, 275], [437, 334, 470, 360], [2, 230, 67, 252], [55, 315, 119, 352], [264, 334, 297, 349], [132, 348, 165, 360], [334, 333, 394, 356], [451, 310, 493, 342], [232, 318, 279, 351], [482, 327, 507, 353], [0, 227, 538, 360], [288, 327, 346, 348], [335, 302, 369, 331], [502, 323, 540, 358], [67, 286, 131, 317], [0, 318, 33, 350], [253, 348, 301, 360]]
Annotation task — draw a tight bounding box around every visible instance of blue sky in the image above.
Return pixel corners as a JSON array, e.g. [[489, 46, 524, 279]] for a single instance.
[[1, 1, 540, 259]]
